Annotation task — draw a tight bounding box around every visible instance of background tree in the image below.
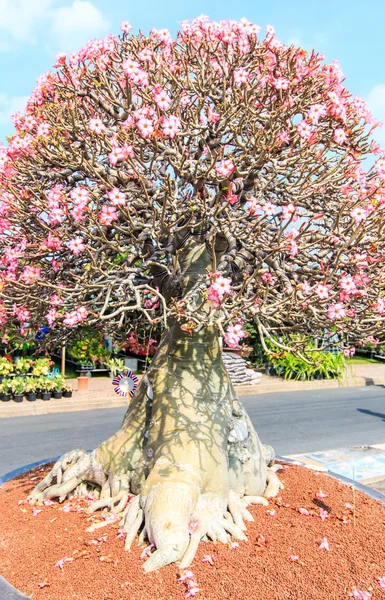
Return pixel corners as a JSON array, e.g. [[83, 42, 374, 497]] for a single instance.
[[0, 15, 385, 571]]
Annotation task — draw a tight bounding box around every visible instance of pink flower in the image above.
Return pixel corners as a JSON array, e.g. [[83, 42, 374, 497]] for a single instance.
[[154, 87, 172, 111], [350, 207, 368, 223], [333, 128, 346, 144], [212, 275, 232, 296], [55, 557, 72, 569], [21, 266, 41, 284], [343, 347, 356, 357], [314, 284, 329, 299], [340, 275, 356, 293], [278, 131, 290, 145], [107, 188, 126, 206], [297, 120, 312, 140], [298, 507, 309, 516], [349, 591, 372, 600], [289, 555, 299, 561], [267, 509, 276, 517], [185, 587, 200, 599], [45, 308, 58, 327], [162, 115, 181, 138], [272, 77, 290, 90], [32, 507, 42, 516], [316, 490, 327, 499], [261, 272, 273, 285], [319, 508, 329, 521], [377, 577, 385, 589], [301, 281, 311, 295], [188, 520, 199, 534], [99, 205, 118, 226], [202, 555, 214, 565], [43, 499, 55, 506], [67, 237, 85, 256], [50, 294, 63, 306], [233, 67, 249, 85], [120, 21, 132, 34], [137, 118, 154, 138], [375, 156, 385, 179], [207, 110, 220, 123], [224, 323, 246, 348], [54, 52, 67, 68], [37, 122, 50, 137], [88, 118, 106, 134], [207, 286, 221, 308], [140, 543, 155, 558], [42, 233, 62, 251], [372, 297, 385, 313], [138, 48, 153, 62], [327, 303, 346, 320], [318, 537, 330, 551], [281, 203, 298, 221], [307, 104, 327, 125], [178, 571, 195, 582], [263, 201, 277, 216], [216, 159, 235, 178]]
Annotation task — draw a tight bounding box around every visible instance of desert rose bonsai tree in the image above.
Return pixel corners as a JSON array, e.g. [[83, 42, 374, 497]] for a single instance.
[[0, 15, 385, 571]]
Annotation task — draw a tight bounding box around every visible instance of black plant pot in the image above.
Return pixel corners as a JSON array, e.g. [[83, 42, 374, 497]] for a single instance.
[[63, 391, 72, 398], [2, 393, 11, 402], [80, 365, 94, 371], [26, 393, 36, 402], [13, 394, 23, 403], [52, 392, 62, 399], [42, 392, 51, 401], [36, 391, 43, 399]]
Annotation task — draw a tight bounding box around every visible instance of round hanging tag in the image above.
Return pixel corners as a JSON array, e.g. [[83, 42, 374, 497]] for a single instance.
[[112, 370, 139, 398]]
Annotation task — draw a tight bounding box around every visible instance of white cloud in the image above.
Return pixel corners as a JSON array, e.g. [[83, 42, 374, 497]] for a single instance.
[[50, 1, 110, 52], [0, 94, 29, 124], [0, 0, 53, 42], [366, 84, 385, 146], [0, 1, 109, 52]]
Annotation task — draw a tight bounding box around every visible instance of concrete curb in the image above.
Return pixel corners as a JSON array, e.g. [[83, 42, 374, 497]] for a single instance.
[[1, 454, 384, 599], [278, 456, 385, 504], [0, 375, 383, 418]]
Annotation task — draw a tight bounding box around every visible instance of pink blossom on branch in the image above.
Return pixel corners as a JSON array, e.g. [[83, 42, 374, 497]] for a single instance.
[[67, 237, 85, 256]]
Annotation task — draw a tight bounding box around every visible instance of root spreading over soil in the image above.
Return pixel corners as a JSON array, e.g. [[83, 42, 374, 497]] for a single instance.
[[0, 462, 384, 600]]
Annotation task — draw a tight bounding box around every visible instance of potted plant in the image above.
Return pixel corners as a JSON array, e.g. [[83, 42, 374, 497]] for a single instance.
[[62, 382, 73, 398], [10, 377, 26, 402], [0, 356, 14, 382], [32, 357, 53, 377], [14, 357, 33, 377], [52, 374, 65, 399], [41, 377, 55, 401], [0, 379, 12, 401], [104, 357, 126, 378], [25, 377, 37, 402]]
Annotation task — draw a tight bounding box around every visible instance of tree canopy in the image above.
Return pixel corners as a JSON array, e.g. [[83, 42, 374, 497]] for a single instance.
[[0, 16, 385, 353]]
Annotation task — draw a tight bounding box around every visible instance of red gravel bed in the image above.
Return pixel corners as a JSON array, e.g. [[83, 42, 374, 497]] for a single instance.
[[0, 463, 385, 599]]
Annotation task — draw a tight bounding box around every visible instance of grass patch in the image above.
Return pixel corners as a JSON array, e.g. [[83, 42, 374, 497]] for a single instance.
[[346, 355, 383, 364]]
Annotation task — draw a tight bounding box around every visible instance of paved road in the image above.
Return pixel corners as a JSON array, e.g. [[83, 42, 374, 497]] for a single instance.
[[1, 385, 385, 475]]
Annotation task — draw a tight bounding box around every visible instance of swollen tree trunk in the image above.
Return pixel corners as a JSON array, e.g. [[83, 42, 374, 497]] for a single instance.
[[29, 241, 281, 570], [29, 323, 280, 570]]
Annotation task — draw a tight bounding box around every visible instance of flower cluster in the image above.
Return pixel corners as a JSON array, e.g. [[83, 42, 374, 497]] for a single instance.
[[0, 16, 384, 356]]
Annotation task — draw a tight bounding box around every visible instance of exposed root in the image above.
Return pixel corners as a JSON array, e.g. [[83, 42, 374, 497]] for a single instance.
[[264, 468, 285, 498]]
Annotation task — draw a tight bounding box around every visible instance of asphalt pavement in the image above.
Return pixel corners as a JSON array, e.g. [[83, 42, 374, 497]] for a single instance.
[[1, 385, 385, 476]]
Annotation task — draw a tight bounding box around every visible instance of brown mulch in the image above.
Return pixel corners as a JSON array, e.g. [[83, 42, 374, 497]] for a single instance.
[[0, 462, 385, 600]]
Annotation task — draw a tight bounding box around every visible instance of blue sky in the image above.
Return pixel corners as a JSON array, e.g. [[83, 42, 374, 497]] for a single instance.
[[0, 0, 384, 145]]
